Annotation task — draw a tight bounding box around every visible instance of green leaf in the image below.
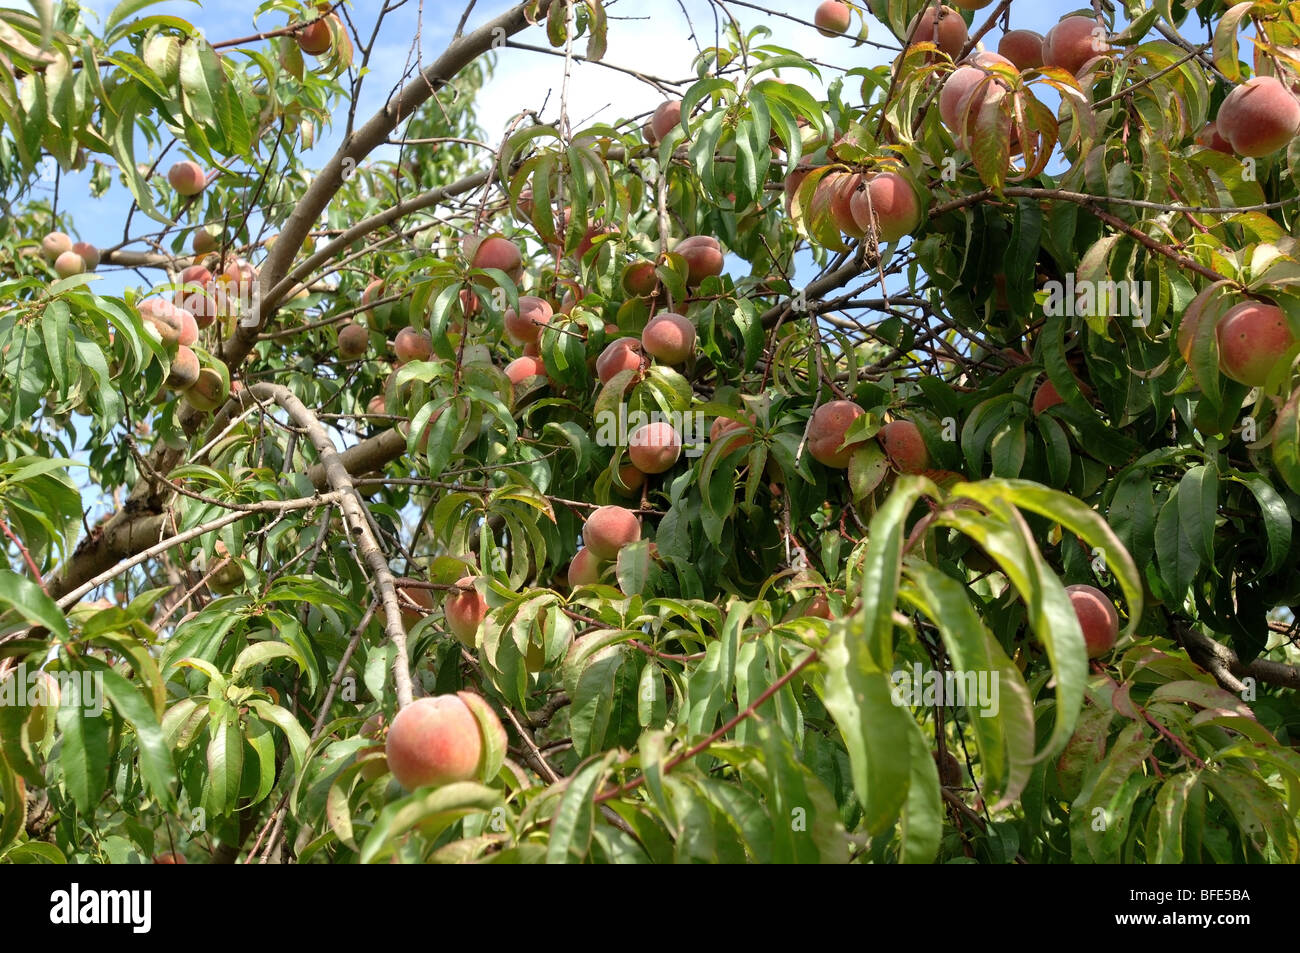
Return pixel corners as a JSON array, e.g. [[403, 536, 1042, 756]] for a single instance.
[[91, 662, 176, 810], [0, 570, 69, 641], [359, 781, 500, 864], [546, 751, 618, 863], [56, 702, 109, 814], [1177, 464, 1218, 565]]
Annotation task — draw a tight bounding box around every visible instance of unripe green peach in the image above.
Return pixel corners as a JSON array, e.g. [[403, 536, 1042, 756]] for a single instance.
[[186, 367, 229, 413]]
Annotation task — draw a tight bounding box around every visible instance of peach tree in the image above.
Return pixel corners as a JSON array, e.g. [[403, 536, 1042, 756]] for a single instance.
[[1, 0, 1299, 864]]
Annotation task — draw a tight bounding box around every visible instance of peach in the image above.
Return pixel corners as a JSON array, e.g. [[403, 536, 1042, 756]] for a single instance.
[[614, 464, 646, 496], [939, 53, 1013, 140], [153, 852, 186, 864], [674, 235, 725, 286], [849, 171, 922, 242], [186, 366, 228, 412], [192, 228, 219, 255], [1216, 300, 1297, 386], [505, 354, 548, 386], [814, 1, 851, 37], [808, 399, 865, 468], [641, 312, 696, 364], [783, 161, 814, 216], [998, 29, 1044, 69], [53, 251, 85, 278], [1194, 121, 1233, 154], [1065, 584, 1119, 658], [582, 505, 641, 560], [338, 322, 369, 361], [568, 547, 601, 587], [1215, 76, 1300, 158], [445, 576, 487, 648], [394, 326, 433, 363], [168, 160, 207, 197], [72, 241, 100, 271], [1032, 379, 1064, 415], [173, 307, 198, 346], [471, 236, 523, 279], [298, 13, 338, 55], [629, 421, 682, 474], [167, 345, 201, 389], [208, 541, 243, 594], [878, 419, 930, 473], [1043, 16, 1105, 76], [802, 594, 832, 619], [385, 694, 484, 790], [908, 5, 968, 59], [504, 295, 553, 345], [361, 277, 385, 316], [522, 341, 540, 357], [40, 231, 72, 261], [596, 336, 646, 385], [710, 413, 753, 451], [651, 100, 683, 141], [814, 171, 865, 237], [397, 583, 434, 629], [624, 260, 659, 296]]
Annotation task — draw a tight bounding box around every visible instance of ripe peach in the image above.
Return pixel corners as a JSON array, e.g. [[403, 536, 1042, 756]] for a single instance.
[[1215, 76, 1300, 158], [629, 421, 682, 474], [998, 29, 1044, 69], [175, 307, 199, 346], [651, 100, 683, 141], [908, 5, 968, 59], [153, 852, 186, 865], [298, 13, 338, 55], [815, 171, 866, 237], [802, 594, 833, 619], [939, 53, 1013, 140], [53, 251, 85, 278], [877, 419, 930, 473], [568, 547, 601, 587], [674, 235, 724, 286], [1032, 379, 1064, 415], [783, 161, 814, 216], [361, 277, 385, 316], [397, 583, 434, 630], [338, 322, 369, 361], [582, 505, 641, 560], [808, 399, 865, 468], [394, 326, 433, 363], [614, 464, 646, 496], [711, 413, 753, 452], [167, 345, 201, 389], [1065, 583, 1119, 658], [849, 171, 922, 242], [641, 312, 696, 364], [624, 260, 659, 297], [40, 231, 72, 261], [1043, 16, 1105, 76], [1194, 121, 1233, 154], [505, 354, 548, 386], [186, 366, 228, 412], [1216, 300, 1297, 386], [504, 295, 553, 345], [193, 228, 219, 255], [385, 694, 484, 790], [168, 160, 207, 197], [445, 576, 488, 648], [596, 336, 646, 385], [814, 1, 851, 37], [471, 236, 523, 279], [72, 241, 100, 271]]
